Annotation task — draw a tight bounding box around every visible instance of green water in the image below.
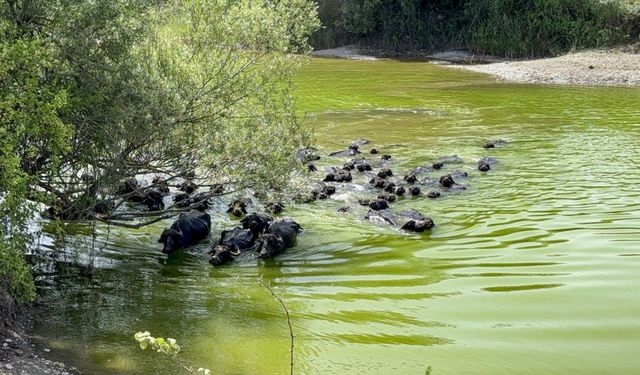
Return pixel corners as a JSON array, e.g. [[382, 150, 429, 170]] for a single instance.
[[32, 58, 640, 374]]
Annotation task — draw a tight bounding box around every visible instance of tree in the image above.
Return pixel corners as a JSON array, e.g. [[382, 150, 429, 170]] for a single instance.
[[0, 0, 319, 301]]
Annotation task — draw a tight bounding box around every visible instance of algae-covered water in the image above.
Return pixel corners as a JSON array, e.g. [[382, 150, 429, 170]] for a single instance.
[[31, 58, 640, 374]]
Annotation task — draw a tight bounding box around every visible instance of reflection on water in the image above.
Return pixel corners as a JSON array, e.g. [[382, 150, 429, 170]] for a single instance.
[[31, 58, 640, 374]]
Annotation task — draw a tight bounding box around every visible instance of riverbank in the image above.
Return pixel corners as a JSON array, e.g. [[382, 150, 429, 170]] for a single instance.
[[0, 287, 79, 375], [311, 44, 640, 86]]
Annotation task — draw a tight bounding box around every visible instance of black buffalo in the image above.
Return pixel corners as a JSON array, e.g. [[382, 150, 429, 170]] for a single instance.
[[330, 145, 361, 157], [116, 178, 141, 196], [439, 174, 456, 188], [240, 212, 273, 238], [369, 199, 389, 211], [427, 191, 441, 199], [401, 219, 435, 232], [209, 227, 255, 266], [266, 202, 285, 214], [323, 170, 352, 183], [378, 193, 396, 202], [179, 181, 198, 194], [377, 168, 393, 178], [158, 211, 211, 254], [151, 176, 171, 195], [256, 219, 302, 259], [227, 199, 248, 217], [142, 188, 165, 212]]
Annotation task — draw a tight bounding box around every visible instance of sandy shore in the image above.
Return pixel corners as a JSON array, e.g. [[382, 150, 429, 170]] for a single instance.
[[311, 45, 640, 87]]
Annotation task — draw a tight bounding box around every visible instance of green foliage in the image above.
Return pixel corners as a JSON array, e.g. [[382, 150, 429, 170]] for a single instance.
[[0, 18, 71, 302], [134, 332, 210, 375], [0, 0, 319, 302], [312, 0, 638, 57], [465, 0, 634, 57]]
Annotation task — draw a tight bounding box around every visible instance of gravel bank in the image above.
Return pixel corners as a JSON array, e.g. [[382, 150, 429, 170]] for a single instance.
[[446, 49, 640, 86]]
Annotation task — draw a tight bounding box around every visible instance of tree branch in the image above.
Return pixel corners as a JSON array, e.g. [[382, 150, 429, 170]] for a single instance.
[[259, 278, 294, 375]]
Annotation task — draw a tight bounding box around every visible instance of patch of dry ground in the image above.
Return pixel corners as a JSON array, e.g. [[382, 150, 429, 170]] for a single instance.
[[450, 50, 640, 86]]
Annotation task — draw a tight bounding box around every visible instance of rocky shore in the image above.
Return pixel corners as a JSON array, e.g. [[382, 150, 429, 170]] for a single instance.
[[0, 288, 79, 375]]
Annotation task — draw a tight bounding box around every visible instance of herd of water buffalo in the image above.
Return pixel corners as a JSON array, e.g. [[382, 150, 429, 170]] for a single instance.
[[149, 138, 505, 266]]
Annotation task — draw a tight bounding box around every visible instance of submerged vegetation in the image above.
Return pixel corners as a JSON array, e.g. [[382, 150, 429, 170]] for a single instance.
[[0, 0, 319, 303], [313, 0, 640, 56]]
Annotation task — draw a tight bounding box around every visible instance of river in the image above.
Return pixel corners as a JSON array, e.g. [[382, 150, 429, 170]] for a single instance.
[[31, 57, 640, 374]]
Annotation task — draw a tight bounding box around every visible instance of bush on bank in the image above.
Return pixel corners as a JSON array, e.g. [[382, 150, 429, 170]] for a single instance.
[[312, 0, 640, 57]]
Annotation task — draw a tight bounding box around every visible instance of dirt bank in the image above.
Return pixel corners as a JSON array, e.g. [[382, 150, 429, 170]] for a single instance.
[[0, 287, 80, 375]]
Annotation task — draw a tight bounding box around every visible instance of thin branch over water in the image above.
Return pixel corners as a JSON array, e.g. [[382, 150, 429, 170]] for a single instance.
[[259, 278, 295, 375]]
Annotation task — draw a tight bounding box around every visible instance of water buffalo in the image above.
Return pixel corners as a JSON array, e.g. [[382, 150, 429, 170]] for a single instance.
[[395, 186, 406, 196], [92, 200, 114, 215], [296, 147, 321, 164], [358, 199, 371, 206], [142, 188, 165, 212], [439, 174, 456, 188], [173, 192, 190, 203], [210, 184, 225, 194], [378, 193, 397, 202], [256, 218, 302, 259], [179, 181, 198, 194], [116, 178, 141, 196], [209, 227, 255, 266], [398, 210, 435, 232], [384, 182, 396, 193], [355, 160, 372, 172], [404, 174, 417, 184], [369, 176, 386, 188], [479, 163, 491, 172], [227, 199, 248, 217], [158, 211, 211, 254], [324, 170, 352, 183], [343, 161, 355, 171], [427, 191, 441, 199], [401, 219, 435, 232], [432, 162, 444, 170], [307, 163, 318, 172], [479, 157, 499, 165], [440, 174, 466, 189], [152, 176, 171, 195], [266, 202, 285, 214], [370, 148, 379, 154], [483, 139, 507, 149], [377, 168, 393, 178], [369, 199, 389, 211], [240, 212, 273, 238], [330, 145, 361, 157], [410, 186, 421, 196]]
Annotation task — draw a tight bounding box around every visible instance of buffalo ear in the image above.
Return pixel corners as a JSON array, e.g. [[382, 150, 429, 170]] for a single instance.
[[176, 228, 184, 238]]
